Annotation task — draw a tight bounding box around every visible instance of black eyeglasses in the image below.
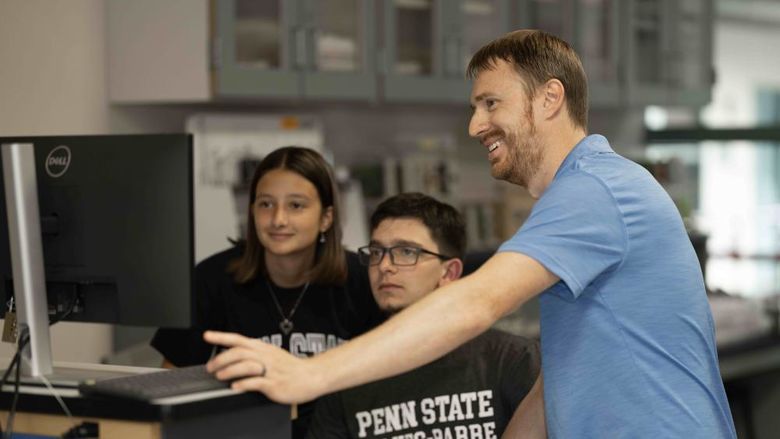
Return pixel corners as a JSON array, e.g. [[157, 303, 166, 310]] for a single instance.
[[357, 245, 452, 267]]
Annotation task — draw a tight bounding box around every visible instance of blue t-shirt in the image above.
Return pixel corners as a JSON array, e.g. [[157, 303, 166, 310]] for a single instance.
[[499, 135, 736, 438]]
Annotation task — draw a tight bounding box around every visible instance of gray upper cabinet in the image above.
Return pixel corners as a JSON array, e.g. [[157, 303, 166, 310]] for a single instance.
[[516, 0, 575, 41], [623, 0, 713, 107], [301, 0, 377, 100], [624, 0, 671, 105], [666, 0, 714, 106], [515, 0, 712, 108], [516, 0, 620, 108], [573, 0, 621, 107], [215, 0, 377, 100], [215, 0, 299, 98], [461, 1, 513, 73], [382, 0, 511, 103], [107, 0, 712, 108]]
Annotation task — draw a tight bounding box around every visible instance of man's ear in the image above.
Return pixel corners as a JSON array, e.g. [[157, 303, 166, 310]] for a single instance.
[[438, 258, 464, 288], [539, 78, 565, 119]]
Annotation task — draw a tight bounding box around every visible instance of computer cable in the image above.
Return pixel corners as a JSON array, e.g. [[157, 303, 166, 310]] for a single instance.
[[0, 342, 22, 389], [6, 333, 22, 439], [29, 358, 74, 420], [49, 290, 80, 325], [0, 328, 29, 439], [0, 290, 79, 438]]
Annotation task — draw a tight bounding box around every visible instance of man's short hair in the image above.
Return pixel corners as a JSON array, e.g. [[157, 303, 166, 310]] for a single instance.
[[370, 192, 467, 260], [467, 29, 588, 129]]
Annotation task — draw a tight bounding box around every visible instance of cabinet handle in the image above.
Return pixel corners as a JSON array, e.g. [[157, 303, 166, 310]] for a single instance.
[[446, 38, 461, 77], [458, 38, 466, 77], [443, 38, 453, 76], [377, 47, 387, 75], [294, 27, 307, 69], [210, 36, 222, 70]]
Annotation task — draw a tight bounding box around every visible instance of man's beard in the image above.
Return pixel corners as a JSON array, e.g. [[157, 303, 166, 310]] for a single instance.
[[490, 126, 544, 188]]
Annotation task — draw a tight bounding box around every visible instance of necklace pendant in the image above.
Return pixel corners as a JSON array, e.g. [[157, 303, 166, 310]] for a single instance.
[[279, 319, 294, 335]]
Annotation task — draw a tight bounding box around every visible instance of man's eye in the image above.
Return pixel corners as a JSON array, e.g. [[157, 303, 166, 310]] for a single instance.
[[399, 247, 418, 257], [369, 248, 384, 258], [256, 200, 272, 208], [290, 201, 304, 209], [486, 99, 497, 109]]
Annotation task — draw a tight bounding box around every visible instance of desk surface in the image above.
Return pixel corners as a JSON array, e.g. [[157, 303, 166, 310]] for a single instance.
[[0, 362, 279, 422], [0, 382, 277, 422], [0, 389, 291, 439], [0, 363, 291, 438]]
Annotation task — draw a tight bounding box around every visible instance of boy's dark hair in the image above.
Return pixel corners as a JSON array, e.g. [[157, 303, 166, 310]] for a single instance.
[[370, 192, 466, 259], [467, 29, 588, 129]]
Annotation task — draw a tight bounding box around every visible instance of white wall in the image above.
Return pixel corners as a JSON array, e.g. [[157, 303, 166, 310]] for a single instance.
[[703, 17, 780, 126], [0, 1, 110, 135], [697, 13, 780, 297], [0, 0, 113, 363]]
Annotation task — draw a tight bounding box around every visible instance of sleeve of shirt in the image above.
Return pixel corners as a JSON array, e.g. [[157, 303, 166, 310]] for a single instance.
[[150, 252, 229, 366], [306, 393, 350, 439], [498, 172, 626, 300]]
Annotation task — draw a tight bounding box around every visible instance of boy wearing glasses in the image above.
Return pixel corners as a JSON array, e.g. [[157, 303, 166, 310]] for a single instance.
[[306, 192, 539, 439]]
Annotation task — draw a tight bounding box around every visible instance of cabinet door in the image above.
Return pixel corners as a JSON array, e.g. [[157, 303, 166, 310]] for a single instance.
[[574, 0, 620, 107], [301, 0, 377, 100], [383, 0, 450, 102], [214, 0, 301, 98], [514, 1, 622, 108], [666, 0, 713, 106], [516, 0, 575, 42], [383, 0, 509, 103], [624, 0, 671, 105], [460, 0, 512, 73]]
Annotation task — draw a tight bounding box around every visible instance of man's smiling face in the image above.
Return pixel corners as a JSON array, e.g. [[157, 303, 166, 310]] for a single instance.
[[468, 59, 544, 189]]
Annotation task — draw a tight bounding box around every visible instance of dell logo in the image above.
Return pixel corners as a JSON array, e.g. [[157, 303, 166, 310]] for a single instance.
[[45, 145, 71, 178]]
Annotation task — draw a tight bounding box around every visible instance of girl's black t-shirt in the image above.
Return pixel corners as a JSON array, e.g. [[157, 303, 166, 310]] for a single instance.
[[151, 245, 383, 438]]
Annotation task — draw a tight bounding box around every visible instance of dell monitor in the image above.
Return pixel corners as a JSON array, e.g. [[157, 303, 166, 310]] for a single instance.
[[0, 134, 194, 377]]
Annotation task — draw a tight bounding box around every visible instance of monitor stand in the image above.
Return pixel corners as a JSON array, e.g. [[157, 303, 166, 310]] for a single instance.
[[2, 361, 161, 389], [42, 362, 161, 387], [1, 142, 55, 378]]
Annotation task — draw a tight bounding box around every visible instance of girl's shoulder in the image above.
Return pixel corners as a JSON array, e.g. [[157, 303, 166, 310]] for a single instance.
[[343, 250, 369, 284], [196, 244, 244, 278], [343, 249, 361, 268]]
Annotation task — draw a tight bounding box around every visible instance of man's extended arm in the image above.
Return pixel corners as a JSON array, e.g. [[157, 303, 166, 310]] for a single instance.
[[205, 252, 558, 403]]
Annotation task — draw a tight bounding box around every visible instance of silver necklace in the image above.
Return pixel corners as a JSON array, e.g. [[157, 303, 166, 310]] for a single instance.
[[265, 279, 310, 335]]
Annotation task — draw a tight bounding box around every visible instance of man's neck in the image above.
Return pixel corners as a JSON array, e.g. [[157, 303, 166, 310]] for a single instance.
[[527, 126, 588, 199]]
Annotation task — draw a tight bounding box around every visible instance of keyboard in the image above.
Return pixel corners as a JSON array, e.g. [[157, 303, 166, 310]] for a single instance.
[[78, 365, 231, 401]]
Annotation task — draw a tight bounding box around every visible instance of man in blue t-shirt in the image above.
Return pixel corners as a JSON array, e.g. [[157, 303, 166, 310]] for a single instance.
[[204, 30, 736, 438]]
